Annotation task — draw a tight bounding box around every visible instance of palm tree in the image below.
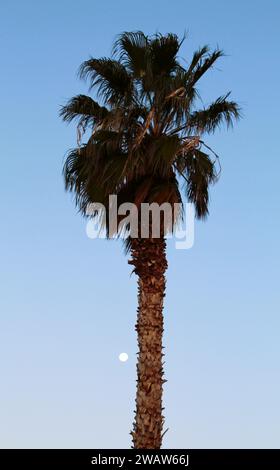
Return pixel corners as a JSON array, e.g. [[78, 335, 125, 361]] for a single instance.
[[60, 31, 240, 449]]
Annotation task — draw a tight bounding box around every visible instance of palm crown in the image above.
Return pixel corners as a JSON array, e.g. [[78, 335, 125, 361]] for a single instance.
[[61, 31, 240, 230]]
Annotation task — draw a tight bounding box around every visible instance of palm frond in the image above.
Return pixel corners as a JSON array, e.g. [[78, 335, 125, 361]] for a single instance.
[[60, 94, 108, 128], [188, 93, 241, 133], [113, 31, 148, 77], [180, 149, 218, 218], [187, 48, 224, 88], [185, 45, 210, 77], [79, 58, 133, 105], [150, 134, 181, 176], [149, 33, 181, 76]]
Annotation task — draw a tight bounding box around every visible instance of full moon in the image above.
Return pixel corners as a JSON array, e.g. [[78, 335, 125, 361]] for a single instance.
[[119, 352, 128, 362]]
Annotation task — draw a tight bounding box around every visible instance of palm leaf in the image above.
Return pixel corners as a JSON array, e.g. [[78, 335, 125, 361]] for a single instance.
[[113, 31, 148, 77], [79, 58, 133, 105], [60, 94, 108, 128], [188, 93, 241, 133]]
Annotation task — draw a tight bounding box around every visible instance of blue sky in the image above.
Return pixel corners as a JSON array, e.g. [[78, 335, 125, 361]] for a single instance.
[[0, 0, 280, 448]]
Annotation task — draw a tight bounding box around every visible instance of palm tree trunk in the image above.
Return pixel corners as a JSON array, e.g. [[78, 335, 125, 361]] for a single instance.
[[129, 236, 168, 449]]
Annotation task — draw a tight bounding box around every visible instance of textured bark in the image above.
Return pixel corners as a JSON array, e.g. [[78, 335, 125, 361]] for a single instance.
[[129, 236, 168, 449]]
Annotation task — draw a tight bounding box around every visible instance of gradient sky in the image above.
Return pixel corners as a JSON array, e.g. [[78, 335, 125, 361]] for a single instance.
[[1, 0, 280, 449]]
